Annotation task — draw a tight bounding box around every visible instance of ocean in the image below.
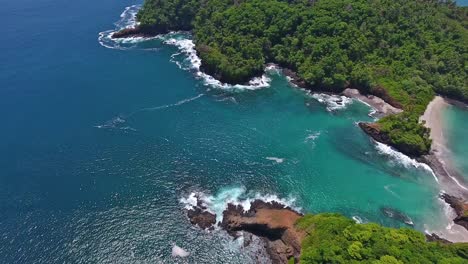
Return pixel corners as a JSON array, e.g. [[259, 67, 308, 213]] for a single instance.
[[444, 105, 468, 183], [1, 0, 467, 263]]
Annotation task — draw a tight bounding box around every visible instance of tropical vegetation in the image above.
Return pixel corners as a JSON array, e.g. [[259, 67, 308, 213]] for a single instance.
[[135, 0, 467, 156], [296, 213, 468, 263]]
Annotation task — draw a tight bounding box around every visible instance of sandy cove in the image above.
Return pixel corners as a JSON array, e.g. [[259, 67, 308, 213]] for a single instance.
[[420, 96, 468, 199]]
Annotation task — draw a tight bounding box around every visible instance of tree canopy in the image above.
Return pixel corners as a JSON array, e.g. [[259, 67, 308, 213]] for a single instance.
[[136, 0, 468, 156], [296, 213, 468, 263]]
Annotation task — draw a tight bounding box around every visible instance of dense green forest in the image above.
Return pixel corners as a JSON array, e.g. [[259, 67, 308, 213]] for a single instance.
[[135, 0, 467, 156], [296, 213, 468, 263]]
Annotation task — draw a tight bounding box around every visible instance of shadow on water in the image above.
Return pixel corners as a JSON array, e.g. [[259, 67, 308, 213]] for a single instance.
[[327, 125, 405, 179]]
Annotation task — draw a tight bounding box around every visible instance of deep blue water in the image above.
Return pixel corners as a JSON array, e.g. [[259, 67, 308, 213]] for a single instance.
[[1, 0, 467, 263]]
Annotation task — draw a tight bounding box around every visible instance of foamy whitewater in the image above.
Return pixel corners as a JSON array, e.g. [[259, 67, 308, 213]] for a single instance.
[[180, 186, 299, 225], [98, 5, 276, 91], [311, 93, 353, 112], [375, 142, 439, 183]]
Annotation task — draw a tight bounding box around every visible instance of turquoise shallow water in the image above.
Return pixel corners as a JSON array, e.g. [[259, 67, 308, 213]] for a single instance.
[[0, 1, 464, 263], [444, 105, 468, 182]]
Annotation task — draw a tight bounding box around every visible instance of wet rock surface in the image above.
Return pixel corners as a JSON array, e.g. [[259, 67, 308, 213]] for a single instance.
[[440, 193, 468, 231], [186, 199, 304, 264]]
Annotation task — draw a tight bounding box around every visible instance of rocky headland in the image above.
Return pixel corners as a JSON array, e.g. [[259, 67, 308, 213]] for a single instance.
[[187, 199, 305, 264]]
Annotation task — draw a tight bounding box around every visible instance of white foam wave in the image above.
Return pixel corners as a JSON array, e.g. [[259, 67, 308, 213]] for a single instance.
[[374, 142, 439, 183], [305, 131, 321, 142], [99, 5, 274, 90], [311, 93, 353, 112], [98, 5, 157, 50], [163, 36, 274, 90], [265, 157, 285, 163], [423, 195, 468, 242], [355, 99, 379, 119], [352, 216, 364, 224], [180, 186, 299, 225], [171, 245, 190, 257]]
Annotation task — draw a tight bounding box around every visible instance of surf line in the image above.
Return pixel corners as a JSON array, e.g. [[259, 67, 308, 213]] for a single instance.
[[95, 93, 204, 129]]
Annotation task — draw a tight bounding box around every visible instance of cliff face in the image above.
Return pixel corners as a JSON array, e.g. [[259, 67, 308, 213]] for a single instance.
[[187, 199, 305, 264], [358, 122, 391, 145], [220, 201, 305, 264], [441, 193, 468, 231]]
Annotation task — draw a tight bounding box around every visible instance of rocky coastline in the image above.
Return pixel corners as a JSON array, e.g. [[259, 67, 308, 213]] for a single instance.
[[187, 198, 305, 264], [440, 193, 468, 231], [111, 26, 165, 39], [112, 25, 468, 238]]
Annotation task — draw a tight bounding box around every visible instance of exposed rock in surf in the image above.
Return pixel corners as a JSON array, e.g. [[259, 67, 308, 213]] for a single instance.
[[282, 68, 310, 89], [187, 207, 216, 230], [380, 207, 414, 226], [359, 122, 426, 158], [440, 193, 468, 231], [220, 200, 305, 264], [185, 195, 216, 230], [425, 233, 452, 244], [185, 199, 304, 264], [359, 122, 391, 144], [111, 26, 163, 39]]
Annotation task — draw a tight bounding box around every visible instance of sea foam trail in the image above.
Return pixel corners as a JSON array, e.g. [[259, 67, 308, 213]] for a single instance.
[[180, 186, 299, 225], [163, 36, 275, 90], [375, 142, 439, 183], [96, 94, 204, 129], [99, 5, 275, 90], [97, 5, 159, 50]]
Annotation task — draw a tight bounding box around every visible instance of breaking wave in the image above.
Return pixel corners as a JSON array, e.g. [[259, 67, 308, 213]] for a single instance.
[[311, 93, 353, 112], [163, 35, 274, 90], [98, 5, 275, 90], [180, 186, 299, 225], [374, 142, 439, 183], [98, 5, 161, 50], [265, 157, 285, 163]]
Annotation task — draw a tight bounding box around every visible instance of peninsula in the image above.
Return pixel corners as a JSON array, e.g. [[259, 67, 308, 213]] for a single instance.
[[114, 0, 467, 159]]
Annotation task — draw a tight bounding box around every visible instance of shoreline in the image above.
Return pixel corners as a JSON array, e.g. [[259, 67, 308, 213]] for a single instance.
[[420, 96, 468, 199], [110, 22, 468, 240]]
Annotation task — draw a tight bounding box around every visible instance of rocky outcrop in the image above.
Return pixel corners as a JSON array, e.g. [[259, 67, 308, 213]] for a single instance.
[[440, 193, 468, 231], [186, 199, 305, 264], [111, 26, 163, 39], [359, 122, 391, 144], [380, 207, 414, 226], [425, 233, 452, 244], [187, 207, 216, 230], [359, 122, 427, 157], [220, 200, 305, 264]]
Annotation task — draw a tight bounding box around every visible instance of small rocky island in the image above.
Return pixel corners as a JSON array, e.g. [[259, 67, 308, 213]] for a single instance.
[[187, 197, 304, 263]]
